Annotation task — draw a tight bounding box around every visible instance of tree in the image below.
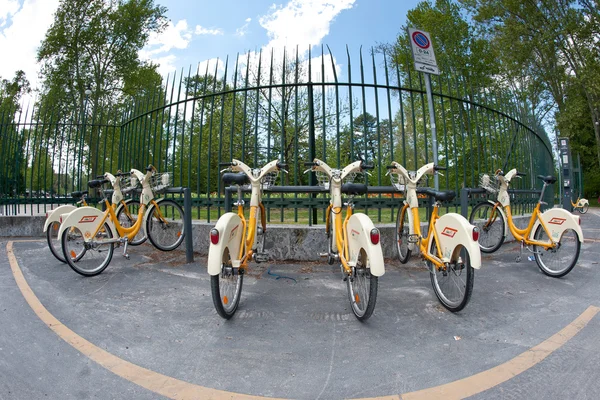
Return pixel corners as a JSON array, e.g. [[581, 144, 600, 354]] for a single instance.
[[36, 0, 168, 179]]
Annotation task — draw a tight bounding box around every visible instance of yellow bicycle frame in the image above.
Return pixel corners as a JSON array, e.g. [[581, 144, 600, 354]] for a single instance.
[[237, 202, 266, 269], [325, 203, 354, 274], [504, 204, 555, 249], [400, 203, 445, 269]]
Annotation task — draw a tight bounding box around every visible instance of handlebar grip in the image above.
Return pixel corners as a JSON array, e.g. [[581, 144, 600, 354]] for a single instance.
[[114, 172, 128, 177], [95, 175, 105, 179], [516, 172, 526, 177], [386, 165, 396, 170], [361, 163, 374, 170], [219, 162, 234, 167], [433, 165, 446, 171], [276, 162, 288, 170], [145, 165, 154, 172], [304, 162, 316, 167]]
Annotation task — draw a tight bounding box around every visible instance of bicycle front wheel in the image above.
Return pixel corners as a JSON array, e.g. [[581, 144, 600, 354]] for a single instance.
[[61, 223, 114, 277], [346, 250, 378, 321], [428, 240, 474, 312], [211, 249, 244, 319], [47, 221, 67, 263], [146, 199, 185, 251], [116, 200, 146, 246], [395, 205, 411, 263], [469, 202, 505, 253], [533, 225, 581, 277]]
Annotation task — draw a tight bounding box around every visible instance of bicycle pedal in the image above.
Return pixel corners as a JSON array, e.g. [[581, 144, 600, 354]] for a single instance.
[[123, 253, 130, 260], [253, 252, 269, 263], [407, 234, 420, 244], [319, 252, 329, 258]]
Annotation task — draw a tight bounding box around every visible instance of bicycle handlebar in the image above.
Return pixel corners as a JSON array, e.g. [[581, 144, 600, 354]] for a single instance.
[[516, 172, 526, 177], [361, 163, 374, 170], [433, 165, 446, 171]]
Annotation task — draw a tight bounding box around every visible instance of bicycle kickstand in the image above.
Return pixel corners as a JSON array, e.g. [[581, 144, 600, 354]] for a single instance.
[[515, 240, 524, 263], [122, 239, 130, 260]]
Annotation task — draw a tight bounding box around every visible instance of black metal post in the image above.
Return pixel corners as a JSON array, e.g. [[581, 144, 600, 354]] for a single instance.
[[184, 187, 193, 263]]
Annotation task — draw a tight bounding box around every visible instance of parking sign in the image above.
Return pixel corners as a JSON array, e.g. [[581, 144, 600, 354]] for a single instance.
[[408, 28, 440, 75]]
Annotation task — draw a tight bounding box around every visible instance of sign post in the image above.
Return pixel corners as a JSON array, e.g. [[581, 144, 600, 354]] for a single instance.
[[408, 28, 441, 189]]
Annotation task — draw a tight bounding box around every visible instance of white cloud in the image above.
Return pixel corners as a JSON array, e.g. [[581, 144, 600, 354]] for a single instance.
[[236, 17, 252, 37], [0, 0, 60, 91], [144, 19, 193, 56], [259, 0, 355, 50], [195, 25, 223, 36]]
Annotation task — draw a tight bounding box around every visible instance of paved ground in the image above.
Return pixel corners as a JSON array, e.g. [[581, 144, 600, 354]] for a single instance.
[[1, 211, 599, 399]]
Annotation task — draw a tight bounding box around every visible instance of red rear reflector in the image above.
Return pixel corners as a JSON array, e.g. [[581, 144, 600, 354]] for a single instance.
[[210, 228, 219, 245], [472, 227, 480, 242], [370, 228, 380, 245]]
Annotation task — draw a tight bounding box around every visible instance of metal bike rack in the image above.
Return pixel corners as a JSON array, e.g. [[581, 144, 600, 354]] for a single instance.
[[163, 187, 193, 263]]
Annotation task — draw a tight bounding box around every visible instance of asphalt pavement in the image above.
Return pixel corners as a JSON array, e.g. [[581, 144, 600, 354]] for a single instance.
[[1, 211, 599, 399]]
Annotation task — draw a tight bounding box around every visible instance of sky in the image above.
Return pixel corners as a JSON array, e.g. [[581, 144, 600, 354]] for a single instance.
[[0, 0, 422, 92]]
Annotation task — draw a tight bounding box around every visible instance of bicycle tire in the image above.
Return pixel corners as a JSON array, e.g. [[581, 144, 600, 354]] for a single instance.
[[580, 204, 589, 214], [116, 199, 147, 246], [346, 249, 378, 321], [61, 222, 114, 277], [255, 205, 265, 254], [469, 201, 505, 253], [146, 199, 185, 251], [327, 209, 336, 265], [211, 249, 244, 319], [47, 221, 67, 263], [428, 239, 474, 312], [395, 205, 411, 263], [533, 225, 581, 278]]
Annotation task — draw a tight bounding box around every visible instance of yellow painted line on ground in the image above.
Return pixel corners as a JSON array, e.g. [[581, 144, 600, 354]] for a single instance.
[[401, 305, 600, 400], [6, 241, 278, 400], [6, 240, 599, 400]]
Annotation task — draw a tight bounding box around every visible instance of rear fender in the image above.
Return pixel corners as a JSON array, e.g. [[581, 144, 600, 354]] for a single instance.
[[57, 207, 114, 242], [346, 213, 385, 277], [434, 213, 482, 269], [207, 213, 244, 276], [578, 198, 589, 207], [533, 208, 583, 243], [43, 205, 77, 232]]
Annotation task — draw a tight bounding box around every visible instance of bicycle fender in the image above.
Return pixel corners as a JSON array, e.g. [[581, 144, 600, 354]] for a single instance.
[[533, 208, 583, 243], [57, 207, 115, 242], [43, 205, 77, 232], [207, 212, 244, 276], [142, 198, 165, 228], [346, 213, 385, 277], [578, 198, 589, 207], [403, 201, 417, 251], [435, 213, 482, 269]]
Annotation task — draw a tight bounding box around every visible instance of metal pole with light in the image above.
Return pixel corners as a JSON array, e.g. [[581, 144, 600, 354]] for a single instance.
[[408, 28, 441, 190]]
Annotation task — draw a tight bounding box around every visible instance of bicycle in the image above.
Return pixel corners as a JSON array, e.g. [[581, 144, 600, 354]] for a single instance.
[[208, 159, 286, 319], [389, 161, 481, 312], [58, 166, 185, 276], [571, 196, 589, 214], [469, 169, 583, 277], [305, 158, 384, 321], [43, 173, 145, 263]]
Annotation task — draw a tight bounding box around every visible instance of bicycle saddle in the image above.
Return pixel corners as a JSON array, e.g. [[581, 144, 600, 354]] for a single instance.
[[222, 172, 250, 186], [537, 175, 557, 184], [341, 183, 368, 195], [70, 190, 88, 198], [419, 188, 456, 202], [87, 179, 108, 188]]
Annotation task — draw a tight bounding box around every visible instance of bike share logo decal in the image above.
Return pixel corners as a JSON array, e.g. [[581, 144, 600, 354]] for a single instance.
[[79, 216, 98, 223], [441, 227, 457, 238], [351, 229, 360, 237], [229, 225, 239, 242], [548, 217, 566, 225]]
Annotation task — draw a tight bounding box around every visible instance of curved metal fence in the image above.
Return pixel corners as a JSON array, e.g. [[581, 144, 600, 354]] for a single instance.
[[0, 46, 555, 221]]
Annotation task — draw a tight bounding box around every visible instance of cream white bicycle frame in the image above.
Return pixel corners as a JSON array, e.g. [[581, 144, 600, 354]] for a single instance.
[[310, 158, 385, 277], [389, 161, 481, 270]]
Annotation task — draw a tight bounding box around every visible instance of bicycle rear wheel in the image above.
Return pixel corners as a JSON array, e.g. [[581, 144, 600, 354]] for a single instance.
[[346, 249, 378, 321], [211, 248, 244, 319], [428, 239, 474, 312], [469, 202, 505, 253], [146, 199, 185, 251], [61, 223, 114, 277], [533, 225, 580, 277], [116, 200, 146, 246], [580, 204, 589, 214], [395, 205, 411, 263], [47, 221, 67, 263]]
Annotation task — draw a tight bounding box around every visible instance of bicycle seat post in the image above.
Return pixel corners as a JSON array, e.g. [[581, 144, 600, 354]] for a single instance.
[[538, 182, 548, 205], [235, 185, 244, 206]]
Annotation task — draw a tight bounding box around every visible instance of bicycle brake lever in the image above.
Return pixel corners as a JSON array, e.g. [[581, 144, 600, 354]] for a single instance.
[[365, 171, 372, 176], [220, 168, 230, 173], [303, 168, 312, 174]]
